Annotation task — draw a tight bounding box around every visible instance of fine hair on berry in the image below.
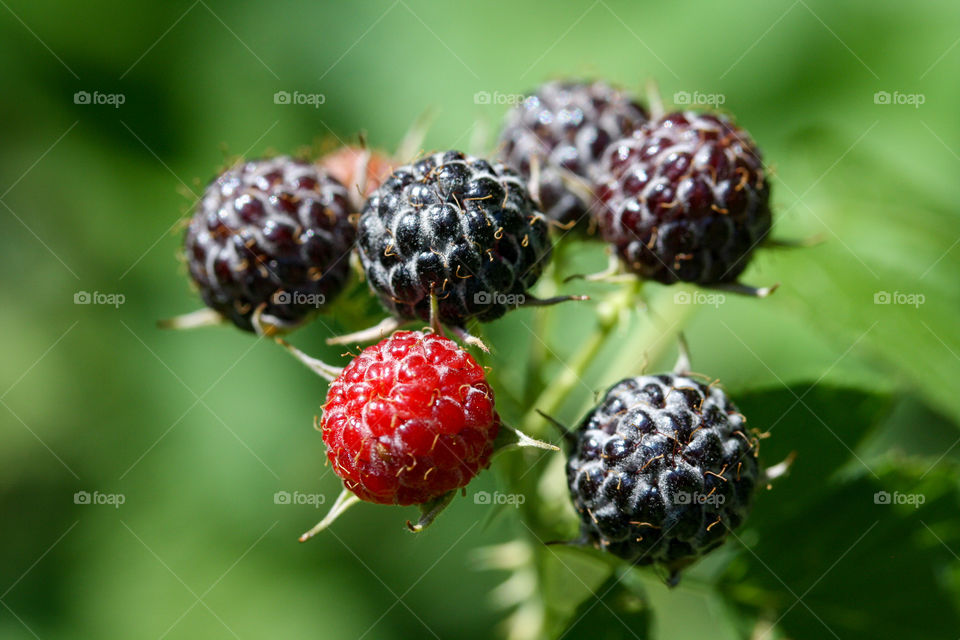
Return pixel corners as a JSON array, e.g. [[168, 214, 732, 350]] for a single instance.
[[357, 150, 552, 327], [184, 156, 356, 332], [321, 330, 500, 505]]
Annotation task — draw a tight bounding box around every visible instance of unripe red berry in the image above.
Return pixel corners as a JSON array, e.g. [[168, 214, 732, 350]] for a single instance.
[[321, 331, 500, 505]]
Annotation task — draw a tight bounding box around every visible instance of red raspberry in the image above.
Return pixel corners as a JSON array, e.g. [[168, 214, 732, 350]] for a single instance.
[[318, 146, 395, 202], [320, 331, 500, 505]]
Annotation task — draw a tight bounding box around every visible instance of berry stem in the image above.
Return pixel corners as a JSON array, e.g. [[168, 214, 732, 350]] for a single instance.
[[523, 244, 568, 407], [562, 250, 625, 283], [528, 155, 543, 207], [521, 279, 641, 437], [428, 290, 443, 336]]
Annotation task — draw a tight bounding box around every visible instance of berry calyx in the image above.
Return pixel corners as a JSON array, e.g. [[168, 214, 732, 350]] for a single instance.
[[321, 330, 500, 505], [182, 156, 356, 332], [596, 111, 771, 284], [565, 373, 759, 580]]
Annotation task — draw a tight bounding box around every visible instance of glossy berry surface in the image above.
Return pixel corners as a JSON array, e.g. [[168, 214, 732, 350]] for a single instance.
[[184, 156, 355, 332], [498, 80, 648, 226], [566, 374, 758, 572], [596, 111, 771, 284], [358, 150, 551, 326], [321, 331, 500, 505]]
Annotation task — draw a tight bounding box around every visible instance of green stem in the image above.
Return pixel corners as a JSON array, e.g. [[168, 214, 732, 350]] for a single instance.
[[524, 242, 567, 407], [521, 279, 641, 436]]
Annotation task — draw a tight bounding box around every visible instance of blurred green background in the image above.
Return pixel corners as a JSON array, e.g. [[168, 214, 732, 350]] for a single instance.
[[2, 1, 959, 638]]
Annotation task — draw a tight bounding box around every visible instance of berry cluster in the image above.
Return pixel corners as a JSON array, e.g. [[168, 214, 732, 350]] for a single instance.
[[168, 77, 780, 584]]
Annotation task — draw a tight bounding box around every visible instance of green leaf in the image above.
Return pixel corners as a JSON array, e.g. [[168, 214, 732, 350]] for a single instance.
[[862, 394, 960, 467], [767, 137, 960, 425], [719, 386, 960, 639], [736, 385, 893, 507], [559, 570, 651, 640], [721, 465, 960, 640]]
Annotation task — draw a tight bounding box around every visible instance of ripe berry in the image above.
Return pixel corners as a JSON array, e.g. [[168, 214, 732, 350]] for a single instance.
[[596, 111, 772, 284], [566, 374, 758, 577], [184, 156, 356, 332], [498, 80, 648, 226], [357, 150, 552, 327], [321, 330, 500, 505]]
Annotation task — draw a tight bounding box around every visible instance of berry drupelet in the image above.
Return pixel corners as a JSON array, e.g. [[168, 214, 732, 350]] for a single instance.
[[566, 374, 759, 580], [595, 111, 772, 285], [357, 151, 552, 327], [498, 80, 648, 226], [183, 156, 356, 332]]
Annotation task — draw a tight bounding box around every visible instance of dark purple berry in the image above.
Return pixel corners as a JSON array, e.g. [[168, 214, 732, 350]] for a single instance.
[[498, 80, 648, 226], [596, 111, 772, 284], [184, 156, 355, 332]]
